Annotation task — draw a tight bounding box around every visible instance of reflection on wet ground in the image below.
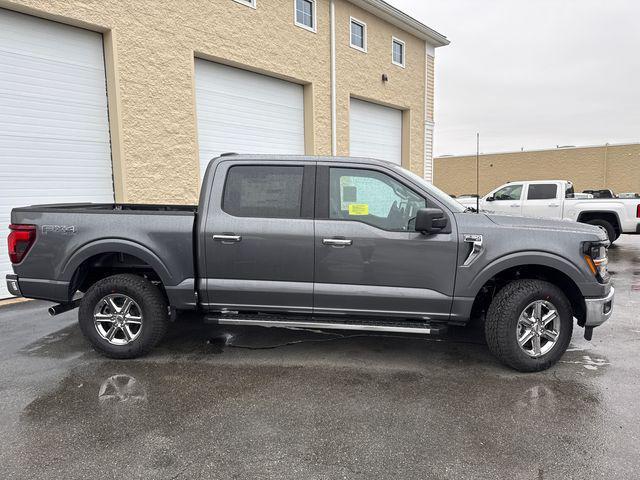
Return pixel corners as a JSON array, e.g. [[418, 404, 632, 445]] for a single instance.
[[0, 235, 639, 479]]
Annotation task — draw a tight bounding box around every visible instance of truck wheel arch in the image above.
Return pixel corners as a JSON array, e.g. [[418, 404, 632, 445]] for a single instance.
[[467, 253, 587, 326], [577, 211, 621, 236], [61, 240, 174, 294]]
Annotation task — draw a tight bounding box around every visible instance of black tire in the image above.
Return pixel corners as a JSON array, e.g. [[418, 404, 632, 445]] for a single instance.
[[78, 274, 169, 359], [485, 279, 573, 372], [585, 218, 616, 243]]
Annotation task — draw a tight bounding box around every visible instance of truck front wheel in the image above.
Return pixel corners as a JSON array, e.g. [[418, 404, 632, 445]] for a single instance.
[[585, 218, 617, 243], [78, 274, 169, 359], [485, 279, 573, 372]]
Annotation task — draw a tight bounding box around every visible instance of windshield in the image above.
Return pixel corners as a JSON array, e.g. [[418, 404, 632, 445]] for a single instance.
[[401, 168, 466, 213]]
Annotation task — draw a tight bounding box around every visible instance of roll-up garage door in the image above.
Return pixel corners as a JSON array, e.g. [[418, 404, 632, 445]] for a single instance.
[[194, 60, 305, 175], [350, 98, 402, 165], [0, 9, 114, 298]]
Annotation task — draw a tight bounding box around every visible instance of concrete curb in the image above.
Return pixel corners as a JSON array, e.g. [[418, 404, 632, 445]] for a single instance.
[[0, 297, 31, 308]]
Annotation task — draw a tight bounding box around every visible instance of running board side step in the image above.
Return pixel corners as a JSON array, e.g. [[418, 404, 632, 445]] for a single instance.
[[207, 317, 446, 335]]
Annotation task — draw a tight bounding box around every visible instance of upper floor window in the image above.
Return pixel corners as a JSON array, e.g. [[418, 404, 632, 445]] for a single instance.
[[232, 0, 256, 8], [350, 17, 367, 52], [392, 37, 405, 67], [295, 0, 316, 32]]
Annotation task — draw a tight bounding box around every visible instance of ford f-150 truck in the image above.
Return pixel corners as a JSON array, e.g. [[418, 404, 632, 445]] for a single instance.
[[456, 179, 640, 243], [6, 155, 614, 372]]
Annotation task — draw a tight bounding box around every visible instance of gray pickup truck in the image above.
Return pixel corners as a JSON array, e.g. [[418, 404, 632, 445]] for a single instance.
[[6, 155, 614, 371]]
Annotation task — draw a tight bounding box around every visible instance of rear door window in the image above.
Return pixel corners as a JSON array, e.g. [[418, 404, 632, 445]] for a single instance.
[[223, 165, 304, 218], [527, 184, 558, 200]]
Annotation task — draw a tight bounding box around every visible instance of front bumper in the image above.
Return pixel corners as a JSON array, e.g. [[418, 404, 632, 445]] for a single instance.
[[6, 274, 21, 297], [584, 287, 614, 327]]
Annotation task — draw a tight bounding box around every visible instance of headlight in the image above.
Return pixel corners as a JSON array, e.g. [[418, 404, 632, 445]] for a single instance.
[[583, 241, 610, 283]]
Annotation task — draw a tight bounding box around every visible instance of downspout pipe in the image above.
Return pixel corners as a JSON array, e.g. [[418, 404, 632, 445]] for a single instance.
[[330, 0, 337, 156]]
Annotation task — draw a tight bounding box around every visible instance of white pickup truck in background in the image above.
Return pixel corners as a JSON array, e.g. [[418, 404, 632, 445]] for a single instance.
[[457, 180, 640, 243]]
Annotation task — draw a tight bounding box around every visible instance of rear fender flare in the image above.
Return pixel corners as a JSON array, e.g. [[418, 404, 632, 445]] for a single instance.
[[60, 239, 174, 286]]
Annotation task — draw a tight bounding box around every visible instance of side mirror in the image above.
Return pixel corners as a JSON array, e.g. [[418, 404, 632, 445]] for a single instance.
[[486, 195, 495, 202], [415, 208, 448, 234]]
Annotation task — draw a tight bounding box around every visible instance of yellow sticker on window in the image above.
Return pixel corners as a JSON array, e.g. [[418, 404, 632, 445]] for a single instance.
[[348, 204, 369, 216]]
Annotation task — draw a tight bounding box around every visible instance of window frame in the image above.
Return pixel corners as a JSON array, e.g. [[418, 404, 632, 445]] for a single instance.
[[391, 37, 405, 68], [221, 164, 315, 220], [232, 0, 257, 9], [294, 0, 317, 33], [349, 17, 367, 53]]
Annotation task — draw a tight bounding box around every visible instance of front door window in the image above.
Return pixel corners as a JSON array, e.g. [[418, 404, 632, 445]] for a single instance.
[[329, 168, 426, 232]]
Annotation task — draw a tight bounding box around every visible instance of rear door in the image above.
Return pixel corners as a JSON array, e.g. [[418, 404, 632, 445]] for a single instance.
[[313, 163, 457, 321], [202, 160, 315, 314], [484, 183, 524, 215], [522, 182, 562, 219]]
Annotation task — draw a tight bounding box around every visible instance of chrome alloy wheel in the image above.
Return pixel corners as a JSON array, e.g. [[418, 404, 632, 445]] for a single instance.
[[516, 300, 560, 358], [93, 294, 143, 346]]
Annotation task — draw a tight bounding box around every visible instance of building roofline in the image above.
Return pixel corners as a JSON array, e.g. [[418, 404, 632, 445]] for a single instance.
[[350, 0, 450, 47], [436, 141, 640, 159]]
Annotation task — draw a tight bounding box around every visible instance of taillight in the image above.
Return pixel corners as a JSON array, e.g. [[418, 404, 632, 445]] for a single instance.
[[8, 224, 36, 264], [637, 204, 640, 218]]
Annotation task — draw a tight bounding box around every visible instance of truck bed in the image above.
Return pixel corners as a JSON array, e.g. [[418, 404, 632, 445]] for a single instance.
[[10, 203, 197, 307]]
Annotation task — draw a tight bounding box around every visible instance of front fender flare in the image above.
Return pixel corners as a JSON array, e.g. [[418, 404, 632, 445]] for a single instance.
[[465, 251, 588, 299]]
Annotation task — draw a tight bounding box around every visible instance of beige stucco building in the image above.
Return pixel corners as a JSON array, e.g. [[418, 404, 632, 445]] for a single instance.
[[0, 0, 448, 205], [434, 143, 640, 197]]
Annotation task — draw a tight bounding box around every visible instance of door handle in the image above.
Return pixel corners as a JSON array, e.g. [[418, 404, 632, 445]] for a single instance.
[[510, 204, 520, 208], [548, 203, 560, 207], [322, 238, 353, 247], [213, 234, 242, 243]]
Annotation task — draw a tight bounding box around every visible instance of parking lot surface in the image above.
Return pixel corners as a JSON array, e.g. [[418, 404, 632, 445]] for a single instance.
[[0, 236, 638, 479]]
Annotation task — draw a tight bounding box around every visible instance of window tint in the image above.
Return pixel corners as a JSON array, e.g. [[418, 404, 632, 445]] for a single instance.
[[350, 20, 365, 49], [527, 184, 558, 200], [493, 184, 523, 201], [223, 166, 304, 218], [329, 168, 426, 231], [295, 0, 314, 30]]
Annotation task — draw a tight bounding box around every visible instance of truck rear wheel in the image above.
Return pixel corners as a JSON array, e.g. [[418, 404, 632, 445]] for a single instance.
[[78, 274, 169, 359], [485, 279, 573, 372]]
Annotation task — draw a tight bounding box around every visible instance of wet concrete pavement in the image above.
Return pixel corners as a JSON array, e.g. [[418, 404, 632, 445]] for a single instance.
[[0, 236, 639, 479]]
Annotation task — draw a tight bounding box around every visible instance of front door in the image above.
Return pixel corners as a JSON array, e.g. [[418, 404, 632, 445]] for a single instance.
[[313, 164, 458, 321], [203, 161, 315, 314]]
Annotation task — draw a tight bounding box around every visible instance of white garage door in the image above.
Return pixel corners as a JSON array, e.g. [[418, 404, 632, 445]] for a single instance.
[[350, 98, 403, 165], [0, 9, 114, 298], [195, 60, 305, 175]]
